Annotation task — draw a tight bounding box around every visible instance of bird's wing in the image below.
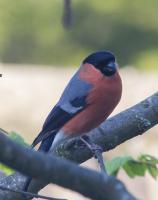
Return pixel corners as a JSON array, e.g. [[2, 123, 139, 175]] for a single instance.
[[31, 73, 92, 148]]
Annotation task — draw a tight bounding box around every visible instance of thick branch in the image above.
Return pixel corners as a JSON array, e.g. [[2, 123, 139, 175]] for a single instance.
[[56, 92, 158, 162], [0, 92, 158, 199], [0, 133, 136, 200]]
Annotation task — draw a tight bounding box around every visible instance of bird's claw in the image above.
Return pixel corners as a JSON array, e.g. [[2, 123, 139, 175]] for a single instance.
[[91, 144, 103, 152], [90, 144, 103, 157]]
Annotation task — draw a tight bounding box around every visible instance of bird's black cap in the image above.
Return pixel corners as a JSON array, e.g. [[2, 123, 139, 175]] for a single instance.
[[83, 51, 117, 76]]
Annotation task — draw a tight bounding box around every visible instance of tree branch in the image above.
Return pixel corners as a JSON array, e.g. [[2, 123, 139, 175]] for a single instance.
[[0, 92, 157, 199], [0, 132, 136, 200], [55, 92, 158, 162]]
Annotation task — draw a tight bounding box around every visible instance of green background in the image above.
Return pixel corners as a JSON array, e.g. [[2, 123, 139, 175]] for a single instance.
[[0, 0, 158, 69]]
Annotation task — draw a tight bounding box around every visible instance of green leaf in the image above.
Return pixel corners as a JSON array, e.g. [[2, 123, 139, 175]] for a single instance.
[[105, 154, 158, 180], [0, 164, 14, 175], [9, 131, 28, 146], [147, 165, 158, 179], [105, 156, 132, 176], [139, 154, 158, 165], [125, 160, 146, 177], [123, 162, 135, 178], [0, 131, 29, 175]]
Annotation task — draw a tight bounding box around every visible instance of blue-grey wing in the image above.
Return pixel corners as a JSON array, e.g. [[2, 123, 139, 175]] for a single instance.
[[43, 72, 92, 129], [57, 71, 92, 112], [32, 71, 92, 148]]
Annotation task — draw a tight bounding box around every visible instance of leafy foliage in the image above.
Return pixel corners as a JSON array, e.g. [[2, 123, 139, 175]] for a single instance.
[[0, 131, 28, 175], [8, 131, 28, 146], [0, 0, 158, 67], [0, 164, 14, 175], [105, 156, 132, 176], [105, 154, 158, 179]]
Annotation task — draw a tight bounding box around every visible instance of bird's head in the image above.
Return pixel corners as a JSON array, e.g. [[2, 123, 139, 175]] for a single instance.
[[83, 51, 117, 76]]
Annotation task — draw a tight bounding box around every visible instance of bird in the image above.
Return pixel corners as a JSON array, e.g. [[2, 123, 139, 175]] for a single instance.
[[24, 50, 122, 190]]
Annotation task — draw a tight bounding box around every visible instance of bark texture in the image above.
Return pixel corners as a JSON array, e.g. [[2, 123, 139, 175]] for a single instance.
[[0, 92, 157, 199]]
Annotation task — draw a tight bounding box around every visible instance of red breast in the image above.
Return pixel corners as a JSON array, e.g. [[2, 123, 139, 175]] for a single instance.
[[62, 63, 122, 135]]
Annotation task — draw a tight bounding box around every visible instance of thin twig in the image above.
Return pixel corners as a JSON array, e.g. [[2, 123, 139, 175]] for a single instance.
[[62, 0, 72, 28], [0, 128, 9, 135], [0, 185, 67, 200]]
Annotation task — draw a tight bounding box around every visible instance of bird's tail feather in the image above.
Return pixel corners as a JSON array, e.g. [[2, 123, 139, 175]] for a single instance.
[[23, 177, 32, 192], [31, 129, 57, 148]]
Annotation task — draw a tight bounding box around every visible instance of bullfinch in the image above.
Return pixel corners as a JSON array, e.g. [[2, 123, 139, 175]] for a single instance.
[[24, 50, 122, 190]]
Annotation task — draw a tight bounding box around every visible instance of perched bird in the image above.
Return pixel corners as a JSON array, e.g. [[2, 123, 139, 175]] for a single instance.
[[24, 50, 122, 190]]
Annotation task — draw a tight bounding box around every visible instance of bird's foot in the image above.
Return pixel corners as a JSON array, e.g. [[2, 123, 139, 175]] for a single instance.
[[80, 136, 103, 157], [80, 136, 107, 174], [89, 143, 103, 158]]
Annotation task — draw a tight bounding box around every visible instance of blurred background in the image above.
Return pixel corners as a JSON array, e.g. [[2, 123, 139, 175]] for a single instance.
[[0, 0, 158, 199]]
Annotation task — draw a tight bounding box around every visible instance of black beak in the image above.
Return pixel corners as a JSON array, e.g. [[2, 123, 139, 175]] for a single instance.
[[107, 62, 117, 71], [102, 61, 117, 76]]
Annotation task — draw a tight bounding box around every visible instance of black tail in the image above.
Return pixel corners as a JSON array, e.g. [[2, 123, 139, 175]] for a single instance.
[[23, 134, 55, 191]]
